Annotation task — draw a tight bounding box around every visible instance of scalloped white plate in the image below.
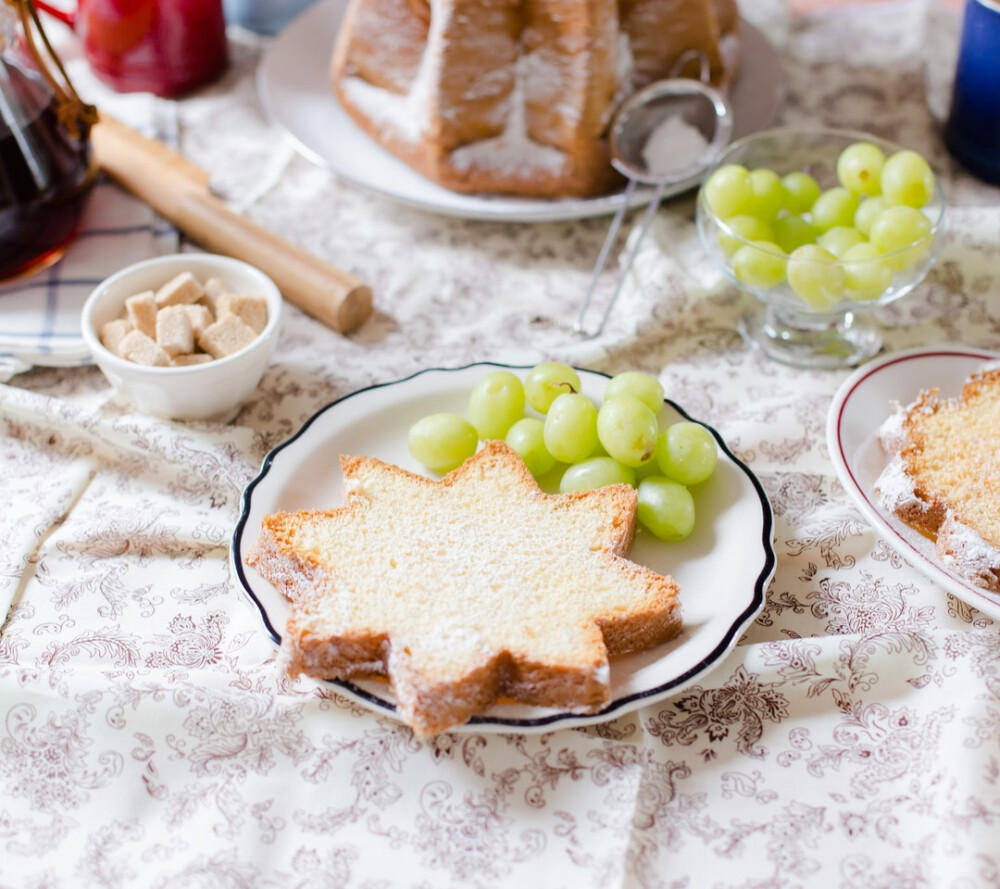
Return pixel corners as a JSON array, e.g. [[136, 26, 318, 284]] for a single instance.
[[257, 0, 785, 221], [827, 345, 1000, 621], [232, 364, 775, 733]]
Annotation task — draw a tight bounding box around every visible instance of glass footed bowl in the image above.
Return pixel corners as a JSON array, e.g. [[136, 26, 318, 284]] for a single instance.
[[696, 126, 946, 369]]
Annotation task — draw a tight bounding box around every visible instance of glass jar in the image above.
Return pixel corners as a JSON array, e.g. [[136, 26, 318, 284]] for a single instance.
[[0, 0, 98, 281]]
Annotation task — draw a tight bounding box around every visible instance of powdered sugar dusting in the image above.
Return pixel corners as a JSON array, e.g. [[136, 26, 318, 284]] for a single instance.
[[938, 511, 1000, 592], [641, 115, 710, 177], [874, 454, 919, 514], [872, 366, 1000, 595], [876, 405, 908, 454], [336, 1, 650, 181], [450, 52, 566, 175], [338, 2, 450, 143]]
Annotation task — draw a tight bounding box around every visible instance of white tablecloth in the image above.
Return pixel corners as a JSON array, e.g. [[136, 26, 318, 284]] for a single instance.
[[3, 2, 1000, 886]]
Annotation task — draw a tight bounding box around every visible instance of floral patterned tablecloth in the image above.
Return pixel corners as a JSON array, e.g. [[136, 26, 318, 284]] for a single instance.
[[3, 2, 1000, 887]]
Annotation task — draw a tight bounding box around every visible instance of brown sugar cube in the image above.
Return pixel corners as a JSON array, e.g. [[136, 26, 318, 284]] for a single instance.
[[118, 330, 171, 367], [201, 277, 228, 315], [171, 352, 214, 367], [155, 305, 195, 357], [155, 272, 204, 308], [217, 292, 268, 334], [197, 313, 258, 359], [125, 291, 158, 338], [182, 303, 214, 339], [100, 318, 133, 354]]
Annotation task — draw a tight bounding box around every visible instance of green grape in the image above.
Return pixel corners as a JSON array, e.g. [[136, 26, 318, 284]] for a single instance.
[[559, 457, 636, 493], [703, 164, 755, 219], [505, 417, 556, 478], [869, 205, 933, 270], [810, 187, 860, 231], [603, 371, 665, 412], [816, 225, 866, 258], [854, 195, 890, 236], [718, 215, 776, 257], [732, 240, 787, 288], [880, 150, 936, 208], [774, 214, 819, 253], [467, 370, 525, 440], [748, 168, 787, 221], [596, 395, 659, 468], [543, 392, 598, 464], [408, 413, 478, 474], [655, 421, 718, 486], [781, 171, 822, 214], [836, 141, 886, 196], [842, 242, 893, 301], [637, 477, 696, 541], [524, 362, 581, 414], [786, 244, 847, 309]]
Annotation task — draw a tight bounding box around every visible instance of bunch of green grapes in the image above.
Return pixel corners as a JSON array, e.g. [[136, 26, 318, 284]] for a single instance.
[[408, 364, 718, 542], [703, 141, 938, 309]]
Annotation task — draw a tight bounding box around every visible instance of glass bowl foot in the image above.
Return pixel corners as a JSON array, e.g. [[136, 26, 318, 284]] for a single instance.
[[739, 303, 883, 370]]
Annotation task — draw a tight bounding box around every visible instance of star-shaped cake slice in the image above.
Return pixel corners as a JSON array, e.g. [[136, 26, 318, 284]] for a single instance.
[[247, 440, 682, 735]]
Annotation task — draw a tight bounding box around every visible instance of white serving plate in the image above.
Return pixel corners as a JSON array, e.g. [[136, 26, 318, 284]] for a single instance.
[[257, 0, 785, 222], [232, 364, 775, 733], [827, 345, 1000, 621]]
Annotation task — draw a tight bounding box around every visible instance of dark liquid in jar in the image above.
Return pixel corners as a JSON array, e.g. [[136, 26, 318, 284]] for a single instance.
[[0, 60, 96, 281]]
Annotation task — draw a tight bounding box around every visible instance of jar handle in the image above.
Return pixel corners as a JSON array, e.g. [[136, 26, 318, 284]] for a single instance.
[[10, 0, 96, 139]]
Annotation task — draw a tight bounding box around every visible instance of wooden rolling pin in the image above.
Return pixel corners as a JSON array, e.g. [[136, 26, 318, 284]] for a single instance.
[[91, 114, 373, 335]]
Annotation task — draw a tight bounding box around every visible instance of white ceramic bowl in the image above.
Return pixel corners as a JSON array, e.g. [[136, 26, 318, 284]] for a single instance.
[[81, 254, 282, 421]]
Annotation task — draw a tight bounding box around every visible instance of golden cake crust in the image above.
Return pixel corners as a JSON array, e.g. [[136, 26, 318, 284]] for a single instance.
[[246, 441, 682, 735], [330, 0, 736, 197], [874, 366, 1000, 593]]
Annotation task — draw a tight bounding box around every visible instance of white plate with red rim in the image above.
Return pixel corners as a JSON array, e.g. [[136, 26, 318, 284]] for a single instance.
[[257, 0, 785, 222], [232, 363, 776, 733], [827, 345, 1000, 621]]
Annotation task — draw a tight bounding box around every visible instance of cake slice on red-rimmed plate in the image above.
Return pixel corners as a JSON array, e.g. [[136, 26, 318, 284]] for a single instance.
[[874, 364, 1000, 593]]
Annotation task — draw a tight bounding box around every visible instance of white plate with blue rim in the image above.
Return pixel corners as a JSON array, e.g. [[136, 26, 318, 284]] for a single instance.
[[233, 364, 775, 733]]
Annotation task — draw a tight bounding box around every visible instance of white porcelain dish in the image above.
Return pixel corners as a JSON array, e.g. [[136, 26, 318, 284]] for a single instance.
[[232, 363, 776, 733], [257, 0, 785, 222], [827, 345, 1000, 621], [81, 254, 282, 422]]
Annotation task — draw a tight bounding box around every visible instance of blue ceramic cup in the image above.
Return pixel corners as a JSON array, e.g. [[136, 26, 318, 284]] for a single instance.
[[944, 0, 1000, 184], [223, 0, 315, 34]]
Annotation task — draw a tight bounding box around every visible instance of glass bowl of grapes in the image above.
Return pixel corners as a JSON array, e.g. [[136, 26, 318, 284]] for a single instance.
[[696, 126, 946, 369]]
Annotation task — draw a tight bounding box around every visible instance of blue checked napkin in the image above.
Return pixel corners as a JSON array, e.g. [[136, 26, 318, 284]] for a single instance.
[[0, 175, 178, 381]]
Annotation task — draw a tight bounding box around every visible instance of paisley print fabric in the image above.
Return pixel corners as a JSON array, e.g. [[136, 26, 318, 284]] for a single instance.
[[2, 2, 999, 886]]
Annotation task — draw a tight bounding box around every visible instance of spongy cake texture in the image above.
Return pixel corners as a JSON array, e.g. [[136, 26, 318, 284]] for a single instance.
[[874, 365, 1000, 593], [246, 441, 682, 735]]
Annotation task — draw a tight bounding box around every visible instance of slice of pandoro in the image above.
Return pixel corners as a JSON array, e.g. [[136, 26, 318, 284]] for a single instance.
[[246, 441, 682, 736], [874, 365, 1000, 592]]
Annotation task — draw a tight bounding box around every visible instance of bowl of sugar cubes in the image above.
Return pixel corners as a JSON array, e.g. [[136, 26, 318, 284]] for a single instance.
[[81, 253, 282, 421]]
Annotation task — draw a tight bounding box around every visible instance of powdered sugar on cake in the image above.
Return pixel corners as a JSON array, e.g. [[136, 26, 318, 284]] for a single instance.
[[938, 513, 1000, 592], [873, 453, 919, 515], [872, 368, 1000, 595], [338, 7, 450, 143], [335, 1, 643, 182], [450, 53, 566, 175]]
